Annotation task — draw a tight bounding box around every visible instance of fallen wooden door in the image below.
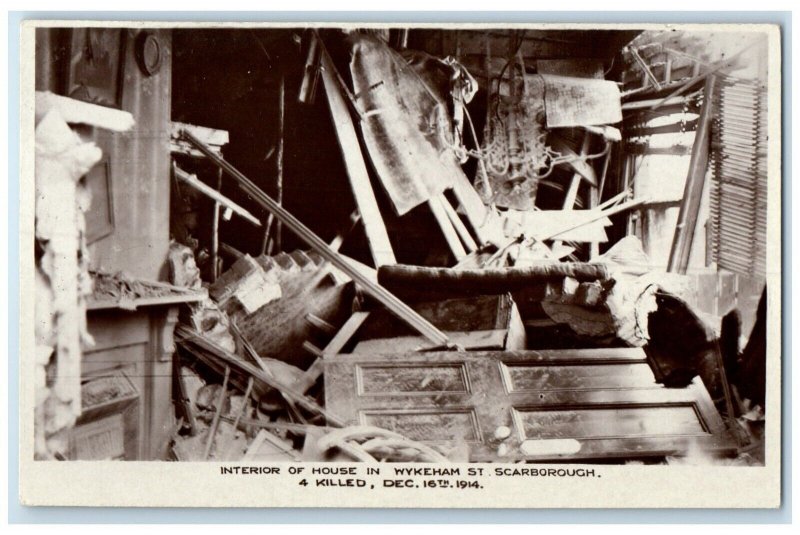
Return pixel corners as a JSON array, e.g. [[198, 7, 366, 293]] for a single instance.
[[324, 348, 736, 462]]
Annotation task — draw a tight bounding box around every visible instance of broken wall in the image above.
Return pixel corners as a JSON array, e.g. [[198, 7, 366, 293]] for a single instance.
[[35, 28, 173, 281]]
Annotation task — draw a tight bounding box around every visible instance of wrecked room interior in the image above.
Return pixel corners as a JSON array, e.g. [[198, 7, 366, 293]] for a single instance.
[[33, 25, 771, 465]]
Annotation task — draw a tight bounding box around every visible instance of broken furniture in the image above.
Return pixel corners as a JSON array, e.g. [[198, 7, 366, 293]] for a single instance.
[[68, 372, 140, 460], [175, 323, 345, 427], [324, 347, 736, 462], [351, 294, 526, 354], [208, 251, 355, 370], [181, 129, 454, 350], [78, 272, 205, 460], [376, 262, 610, 328]]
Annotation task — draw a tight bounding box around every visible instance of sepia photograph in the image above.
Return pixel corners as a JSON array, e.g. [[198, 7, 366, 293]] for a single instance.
[[17, 17, 783, 508]]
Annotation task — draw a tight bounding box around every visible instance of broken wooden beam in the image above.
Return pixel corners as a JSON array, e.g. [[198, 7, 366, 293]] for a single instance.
[[317, 38, 396, 268], [210, 167, 224, 281], [202, 365, 230, 460], [439, 195, 478, 253], [170, 121, 229, 157], [428, 196, 467, 261], [173, 163, 261, 227], [177, 324, 346, 426], [667, 75, 716, 274], [262, 73, 286, 256], [298, 34, 321, 104], [545, 196, 647, 241]]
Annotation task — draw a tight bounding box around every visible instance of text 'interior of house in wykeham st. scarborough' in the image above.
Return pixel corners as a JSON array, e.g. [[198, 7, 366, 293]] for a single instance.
[[33, 26, 770, 464]]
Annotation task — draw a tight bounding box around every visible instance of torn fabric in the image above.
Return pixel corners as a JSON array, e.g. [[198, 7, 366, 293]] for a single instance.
[[35, 110, 102, 458], [348, 35, 469, 216]]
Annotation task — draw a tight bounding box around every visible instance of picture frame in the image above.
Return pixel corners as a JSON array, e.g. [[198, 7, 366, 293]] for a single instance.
[[64, 27, 126, 108], [84, 158, 115, 244]]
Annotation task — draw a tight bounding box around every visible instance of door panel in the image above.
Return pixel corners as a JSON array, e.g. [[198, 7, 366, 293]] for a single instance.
[[357, 364, 470, 395], [362, 410, 482, 442], [513, 406, 706, 440], [325, 348, 735, 462]]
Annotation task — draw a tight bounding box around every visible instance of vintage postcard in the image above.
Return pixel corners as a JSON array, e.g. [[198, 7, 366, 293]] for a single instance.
[[18, 19, 782, 508]]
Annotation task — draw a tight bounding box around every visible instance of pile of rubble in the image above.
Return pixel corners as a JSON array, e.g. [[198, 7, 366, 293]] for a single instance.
[[165, 30, 764, 465]]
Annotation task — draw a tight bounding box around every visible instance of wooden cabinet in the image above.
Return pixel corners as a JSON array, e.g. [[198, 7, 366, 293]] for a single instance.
[[75, 305, 180, 460], [325, 348, 735, 462]]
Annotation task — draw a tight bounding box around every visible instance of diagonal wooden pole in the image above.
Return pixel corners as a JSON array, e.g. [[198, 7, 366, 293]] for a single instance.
[[180, 130, 453, 349]]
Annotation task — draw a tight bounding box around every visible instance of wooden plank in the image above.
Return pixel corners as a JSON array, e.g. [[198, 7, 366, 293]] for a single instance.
[[625, 143, 693, 156], [668, 75, 716, 274], [318, 43, 396, 268], [86, 291, 206, 311], [210, 168, 223, 281], [627, 118, 699, 137], [171, 121, 229, 146], [502, 210, 610, 243], [549, 133, 597, 186], [323, 311, 372, 356], [293, 358, 325, 395], [173, 164, 261, 227], [439, 195, 478, 252], [588, 169, 600, 259], [294, 310, 372, 394], [450, 172, 504, 246], [554, 133, 592, 252], [562, 134, 592, 210], [170, 121, 229, 158]]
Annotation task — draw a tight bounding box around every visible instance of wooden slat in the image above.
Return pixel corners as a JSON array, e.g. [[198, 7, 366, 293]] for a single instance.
[[439, 195, 479, 252], [293, 310, 372, 394], [352, 330, 510, 354], [323, 311, 372, 356], [428, 196, 467, 261], [449, 171, 503, 246]]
